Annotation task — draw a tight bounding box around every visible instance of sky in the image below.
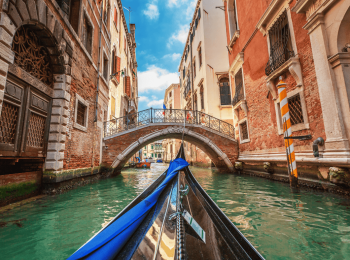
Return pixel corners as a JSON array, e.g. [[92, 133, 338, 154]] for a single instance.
[[121, 0, 197, 111]]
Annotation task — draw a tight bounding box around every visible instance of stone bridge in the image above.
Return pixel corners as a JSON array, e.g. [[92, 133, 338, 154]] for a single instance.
[[101, 109, 238, 173]]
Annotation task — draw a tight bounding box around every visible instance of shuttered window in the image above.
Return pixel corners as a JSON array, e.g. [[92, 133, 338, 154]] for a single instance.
[[114, 7, 118, 26]]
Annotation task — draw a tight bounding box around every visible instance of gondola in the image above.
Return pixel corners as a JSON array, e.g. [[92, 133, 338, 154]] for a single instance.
[[68, 143, 265, 260]]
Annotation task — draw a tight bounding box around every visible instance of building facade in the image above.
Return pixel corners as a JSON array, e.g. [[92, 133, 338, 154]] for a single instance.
[[0, 0, 138, 203], [179, 0, 232, 125], [108, 1, 138, 122], [142, 141, 164, 161], [223, 0, 350, 181]]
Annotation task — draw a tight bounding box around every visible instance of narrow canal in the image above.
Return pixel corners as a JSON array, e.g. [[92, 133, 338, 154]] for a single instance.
[[1, 164, 350, 259]]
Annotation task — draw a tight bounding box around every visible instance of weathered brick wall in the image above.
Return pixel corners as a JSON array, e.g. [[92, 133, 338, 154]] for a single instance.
[[63, 43, 102, 170], [226, 0, 325, 155], [103, 125, 239, 172]]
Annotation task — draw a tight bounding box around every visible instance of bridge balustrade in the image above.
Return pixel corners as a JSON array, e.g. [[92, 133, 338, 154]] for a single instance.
[[104, 108, 235, 139]]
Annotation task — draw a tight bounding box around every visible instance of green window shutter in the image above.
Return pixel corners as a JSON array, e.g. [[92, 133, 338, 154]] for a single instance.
[[151, 153, 154, 157]]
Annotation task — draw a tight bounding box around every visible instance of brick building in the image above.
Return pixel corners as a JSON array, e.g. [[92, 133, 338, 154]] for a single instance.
[[223, 0, 350, 180], [0, 0, 138, 203]]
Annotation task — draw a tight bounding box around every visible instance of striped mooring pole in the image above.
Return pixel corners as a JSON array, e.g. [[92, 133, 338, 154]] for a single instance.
[[277, 77, 299, 188]]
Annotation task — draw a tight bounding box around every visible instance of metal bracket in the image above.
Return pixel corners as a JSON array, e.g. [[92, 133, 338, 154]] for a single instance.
[[284, 135, 312, 141]]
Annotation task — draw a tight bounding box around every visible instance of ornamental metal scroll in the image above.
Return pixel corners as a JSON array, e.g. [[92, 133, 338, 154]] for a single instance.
[[12, 27, 53, 87]]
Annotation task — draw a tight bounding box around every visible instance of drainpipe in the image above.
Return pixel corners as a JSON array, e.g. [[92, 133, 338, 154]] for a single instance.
[[313, 137, 324, 158], [190, 33, 194, 111], [94, 4, 103, 123]]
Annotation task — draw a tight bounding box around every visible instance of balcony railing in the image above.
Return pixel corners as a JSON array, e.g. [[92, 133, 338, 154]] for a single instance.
[[104, 108, 235, 139], [265, 10, 294, 76], [232, 81, 244, 107]]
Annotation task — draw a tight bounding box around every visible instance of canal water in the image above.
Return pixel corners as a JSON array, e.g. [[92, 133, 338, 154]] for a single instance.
[[1, 164, 350, 259]]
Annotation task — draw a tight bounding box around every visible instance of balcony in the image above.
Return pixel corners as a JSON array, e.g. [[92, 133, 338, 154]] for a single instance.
[[232, 82, 244, 107]]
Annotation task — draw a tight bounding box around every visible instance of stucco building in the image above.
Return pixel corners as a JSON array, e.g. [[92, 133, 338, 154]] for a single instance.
[[179, 0, 232, 125], [223, 0, 350, 180], [0, 0, 138, 203], [142, 141, 164, 161], [108, 2, 138, 121]]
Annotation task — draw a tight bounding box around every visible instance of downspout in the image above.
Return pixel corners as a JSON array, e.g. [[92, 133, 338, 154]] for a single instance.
[[190, 34, 194, 110], [94, 4, 103, 123]]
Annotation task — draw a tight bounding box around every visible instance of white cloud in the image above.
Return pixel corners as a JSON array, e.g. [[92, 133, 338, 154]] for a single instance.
[[163, 53, 181, 61], [139, 96, 149, 102], [185, 0, 197, 20], [147, 99, 164, 108], [167, 25, 189, 48], [144, 4, 159, 20], [138, 65, 179, 93]]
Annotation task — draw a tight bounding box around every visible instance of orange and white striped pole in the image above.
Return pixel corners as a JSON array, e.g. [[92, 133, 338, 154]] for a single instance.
[[277, 77, 298, 188]]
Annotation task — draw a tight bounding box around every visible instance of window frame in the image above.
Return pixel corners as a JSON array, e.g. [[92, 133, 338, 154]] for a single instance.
[[274, 87, 309, 135], [74, 93, 89, 132], [102, 48, 109, 81], [228, 0, 239, 39], [238, 119, 250, 144], [265, 8, 298, 76], [81, 7, 94, 57]]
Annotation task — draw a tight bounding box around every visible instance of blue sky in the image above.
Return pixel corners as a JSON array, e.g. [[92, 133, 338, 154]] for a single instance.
[[121, 0, 197, 111]]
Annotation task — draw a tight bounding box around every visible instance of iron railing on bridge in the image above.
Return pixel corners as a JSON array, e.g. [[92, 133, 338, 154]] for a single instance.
[[104, 108, 235, 139]]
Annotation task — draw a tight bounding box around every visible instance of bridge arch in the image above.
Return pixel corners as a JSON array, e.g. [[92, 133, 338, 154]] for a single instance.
[[102, 124, 239, 173]]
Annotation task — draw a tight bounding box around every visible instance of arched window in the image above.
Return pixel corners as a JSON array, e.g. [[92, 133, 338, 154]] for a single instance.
[[228, 0, 239, 39], [12, 26, 53, 86], [219, 78, 231, 105]]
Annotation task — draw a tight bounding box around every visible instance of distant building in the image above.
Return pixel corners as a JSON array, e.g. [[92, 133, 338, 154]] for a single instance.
[[178, 0, 233, 125], [142, 141, 164, 161]]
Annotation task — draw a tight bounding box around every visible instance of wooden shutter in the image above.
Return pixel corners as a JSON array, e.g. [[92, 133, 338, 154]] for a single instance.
[[125, 76, 131, 97], [114, 8, 117, 25]]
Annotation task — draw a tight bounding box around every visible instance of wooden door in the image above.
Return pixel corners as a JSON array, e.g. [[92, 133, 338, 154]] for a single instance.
[[0, 75, 52, 158]]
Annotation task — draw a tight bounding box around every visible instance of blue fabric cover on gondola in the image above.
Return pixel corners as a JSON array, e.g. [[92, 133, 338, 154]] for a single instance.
[[68, 158, 189, 260]]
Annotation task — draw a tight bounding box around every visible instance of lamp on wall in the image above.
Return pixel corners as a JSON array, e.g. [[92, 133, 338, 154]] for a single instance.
[[342, 43, 350, 52], [110, 68, 126, 80]]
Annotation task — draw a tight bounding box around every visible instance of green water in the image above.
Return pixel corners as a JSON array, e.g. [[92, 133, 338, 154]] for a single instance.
[[1, 164, 350, 259]]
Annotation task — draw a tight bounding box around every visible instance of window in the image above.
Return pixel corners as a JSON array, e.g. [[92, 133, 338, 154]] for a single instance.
[[74, 94, 89, 131], [151, 145, 154, 149], [76, 102, 85, 126], [200, 85, 204, 110], [69, 0, 81, 33], [193, 60, 196, 78], [275, 90, 309, 134], [82, 14, 93, 55], [151, 153, 154, 158], [265, 10, 294, 76], [124, 36, 127, 53], [144, 153, 146, 157], [169, 91, 172, 98], [232, 69, 244, 106], [239, 120, 249, 142], [219, 78, 231, 105], [103, 54, 108, 80], [228, 0, 239, 39], [278, 94, 304, 127], [198, 47, 202, 67], [194, 93, 198, 111], [144, 146, 147, 149], [111, 50, 115, 74], [110, 96, 115, 120]]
